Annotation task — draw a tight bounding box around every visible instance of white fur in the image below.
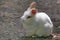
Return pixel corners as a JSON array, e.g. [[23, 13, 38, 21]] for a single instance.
[[21, 8, 53, 36], [35, 12, 53, 36]]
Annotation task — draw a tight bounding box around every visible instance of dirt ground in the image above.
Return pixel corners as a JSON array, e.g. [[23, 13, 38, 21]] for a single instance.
[[0, 0, 60, 40]]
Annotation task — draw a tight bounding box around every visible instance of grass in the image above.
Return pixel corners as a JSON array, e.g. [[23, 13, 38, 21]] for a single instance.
[[19, 36, 52, 40]]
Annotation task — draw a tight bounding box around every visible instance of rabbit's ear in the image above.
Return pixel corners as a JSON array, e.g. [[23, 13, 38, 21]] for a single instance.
[[29, 2, 36, 8], [31, 8, 37, 15]]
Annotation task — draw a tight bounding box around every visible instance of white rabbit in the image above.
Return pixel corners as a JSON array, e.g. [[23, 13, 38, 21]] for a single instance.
[[21, 7, 53, 37]]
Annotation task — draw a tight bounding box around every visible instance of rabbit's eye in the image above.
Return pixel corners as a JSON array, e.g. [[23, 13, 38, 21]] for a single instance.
[[27, 16, 31, 19]]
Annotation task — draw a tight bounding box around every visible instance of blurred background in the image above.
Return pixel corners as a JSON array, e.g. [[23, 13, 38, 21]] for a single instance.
[[0, 0, 60, 40]]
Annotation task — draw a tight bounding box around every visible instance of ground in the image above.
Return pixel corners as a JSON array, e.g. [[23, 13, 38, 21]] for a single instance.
[[0, 0, 60, 40]]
